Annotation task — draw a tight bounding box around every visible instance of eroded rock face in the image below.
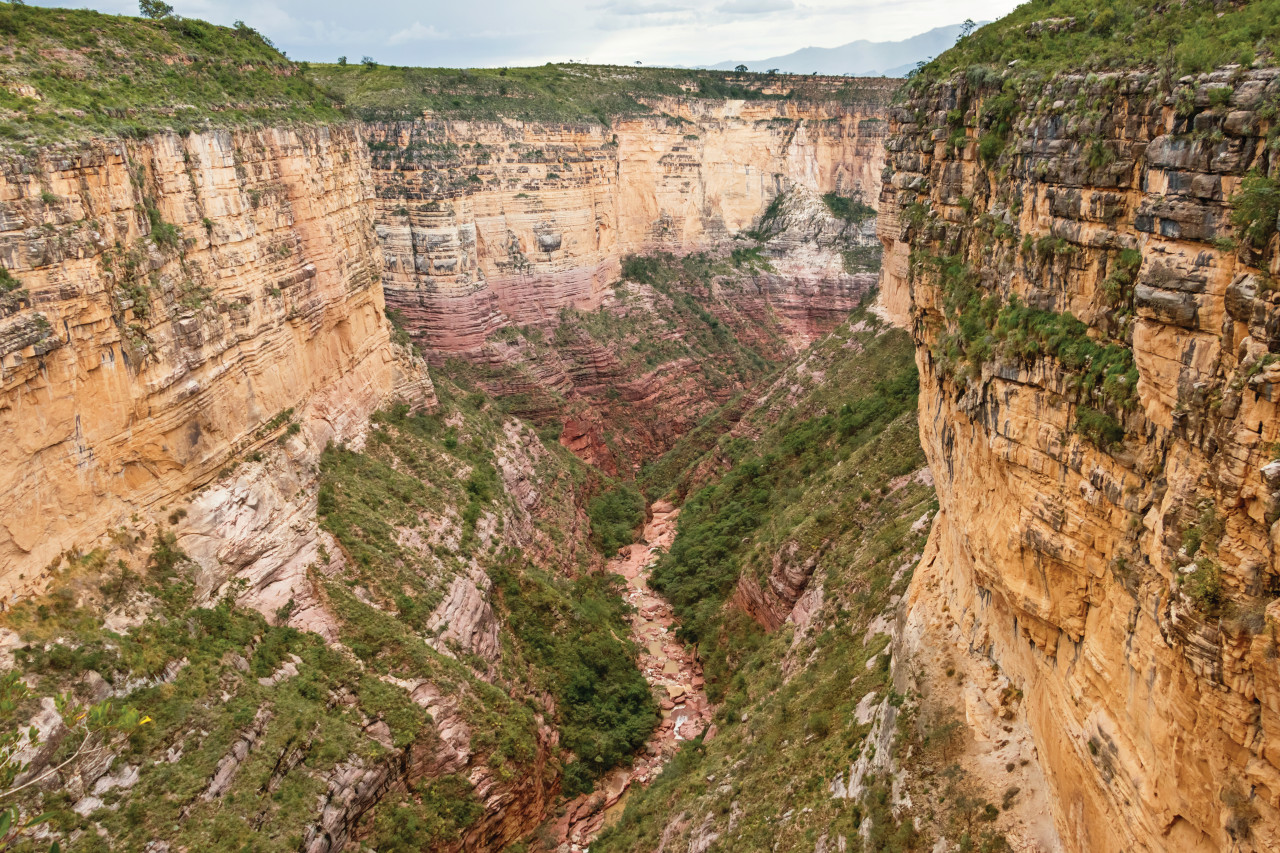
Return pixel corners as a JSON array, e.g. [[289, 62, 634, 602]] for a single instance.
[[0, 125, 434, 597], [882, 67, 1280, 851], [368, 83, 894, 359]]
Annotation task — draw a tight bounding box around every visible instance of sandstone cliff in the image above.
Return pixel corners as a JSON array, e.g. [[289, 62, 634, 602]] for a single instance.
[[0, 125, 433, 599], [368, 84, 892, 359], [881, 63, 1280, 851], [361, 87, 890, 471]]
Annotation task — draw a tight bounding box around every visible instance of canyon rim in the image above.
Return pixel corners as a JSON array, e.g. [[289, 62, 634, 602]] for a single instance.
[[0, 2, 1279, 852]]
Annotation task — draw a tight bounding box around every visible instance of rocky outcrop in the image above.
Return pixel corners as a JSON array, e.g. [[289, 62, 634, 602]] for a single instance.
[[730, 541, 819, 631], [882, 65, 1280, 851], [0, 126, 434, 597], [368, 81, 894, 360]]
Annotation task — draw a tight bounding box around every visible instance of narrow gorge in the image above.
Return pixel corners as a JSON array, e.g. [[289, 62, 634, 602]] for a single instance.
[[1, 2, 1279, 853]]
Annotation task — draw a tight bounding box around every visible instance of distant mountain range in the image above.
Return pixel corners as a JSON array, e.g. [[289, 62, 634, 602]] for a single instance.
[[706, 22, 981, 77]]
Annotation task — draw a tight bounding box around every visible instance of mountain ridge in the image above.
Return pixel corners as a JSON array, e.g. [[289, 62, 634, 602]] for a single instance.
[[705, 22, 978, 77]]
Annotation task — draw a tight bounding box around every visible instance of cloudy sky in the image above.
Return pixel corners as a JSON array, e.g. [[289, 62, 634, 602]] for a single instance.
[[33, 0, 1023, 67]]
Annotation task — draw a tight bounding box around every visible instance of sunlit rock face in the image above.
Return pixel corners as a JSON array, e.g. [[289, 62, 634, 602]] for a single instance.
[[366, 81, 895, 359], [882, 67, 1280, 852], [0, 125, 433, 596]]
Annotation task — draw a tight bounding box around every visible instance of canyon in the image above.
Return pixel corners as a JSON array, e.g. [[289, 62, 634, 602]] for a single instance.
[[361, 76, 893, 470], [2, 3, 1280, 853]]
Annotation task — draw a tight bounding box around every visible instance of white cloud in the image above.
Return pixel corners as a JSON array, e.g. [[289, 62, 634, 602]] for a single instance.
[[388, 21, 447, 44], [717, 0, 794, 16]]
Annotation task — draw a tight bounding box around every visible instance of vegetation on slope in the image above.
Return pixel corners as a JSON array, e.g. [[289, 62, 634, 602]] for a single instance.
[[308, 63, 894, 124], [647, 305, 923, 700], [914, 0, 1280, 83], [317, 376, 656, 802], [593, 305, 1011, 853], [0, 546, 402, 852], [488, 563, 655, 797], [821, 191, 876, 225], [0, 4, 343, 143], [0, 370, 658, 851], [459, 250, 798, 474]]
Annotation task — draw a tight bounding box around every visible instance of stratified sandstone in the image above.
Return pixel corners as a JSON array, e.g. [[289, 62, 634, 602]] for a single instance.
[[368, 82, 894, 359], [0, 125, 433, 598], [882, 67, 1280, 851]]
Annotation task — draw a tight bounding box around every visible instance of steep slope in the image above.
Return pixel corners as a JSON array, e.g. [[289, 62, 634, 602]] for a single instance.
[[0, 373, 656, 852], [591, 303, 1053, 852], [0, 70, 430, 603], [309, 64, 894, 468], [880, 2, 1280, 849]]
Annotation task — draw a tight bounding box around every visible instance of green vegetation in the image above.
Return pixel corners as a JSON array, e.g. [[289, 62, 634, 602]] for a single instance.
[[588, 484, 646, 556], [594, 305, 950, 853], [913, 0, 1280, 84], [842, 244, 883, 274], [1183, 558, 1225, 615], [1101, 248, 1143, 308], [489, 563, 656, 796], [1231, 171, 1280, 251], [0, 267, 26, 312], [308, 63, 892, 124], [0, 538, 381, 852], [0, 4, 343, 143], [371, 774, 482, 851], [648, 306, 922, 700], [1075, 405, 1125, 449], [993, 297, 1139, 412], [0, 365, 667, 851], [921, 248, 1137, 446], [821, 192, 876, 225]]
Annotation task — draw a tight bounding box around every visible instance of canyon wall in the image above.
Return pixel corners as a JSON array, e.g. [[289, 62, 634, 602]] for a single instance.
[[0, 125, 432, 598], [367, 82, 894, 358], [882, 67, 1280, 850]]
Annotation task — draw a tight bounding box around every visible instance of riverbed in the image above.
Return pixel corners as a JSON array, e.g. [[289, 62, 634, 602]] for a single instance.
[[553, 500, 714, 850]]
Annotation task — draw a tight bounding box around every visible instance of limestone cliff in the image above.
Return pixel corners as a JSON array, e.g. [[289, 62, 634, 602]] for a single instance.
[[882, 63, 1280, 850], [0, 125, 433, 599]]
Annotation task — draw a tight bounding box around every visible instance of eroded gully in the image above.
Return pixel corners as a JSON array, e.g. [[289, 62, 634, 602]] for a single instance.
[[553, 500, 714, 850]]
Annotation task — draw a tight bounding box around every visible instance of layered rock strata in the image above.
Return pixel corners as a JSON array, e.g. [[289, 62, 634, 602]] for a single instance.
[[882, 66, 1280, 851], [0, 126, 433, 597], [368, 83, 894, 359]]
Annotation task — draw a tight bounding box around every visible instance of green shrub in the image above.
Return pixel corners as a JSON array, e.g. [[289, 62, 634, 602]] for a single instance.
[[821, 192, 876, 225], [588, 484, 645, 556], [994, 297, 1138, 412], [1231, 171, 1280, 251], [371, 775, 483, 851], [1101, 248, 1143, 308], [489, 563, 657, 793], [1075, 406, 1125, 449], [1182, 558, 1224, 616]]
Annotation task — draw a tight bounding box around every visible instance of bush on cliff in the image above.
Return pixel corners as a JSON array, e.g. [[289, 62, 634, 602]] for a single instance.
[[1232, 171, 1280, 253]]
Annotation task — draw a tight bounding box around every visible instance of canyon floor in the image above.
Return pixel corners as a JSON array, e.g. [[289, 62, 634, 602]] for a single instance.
[[557, 500, 712, 850]]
